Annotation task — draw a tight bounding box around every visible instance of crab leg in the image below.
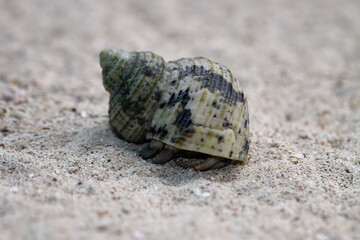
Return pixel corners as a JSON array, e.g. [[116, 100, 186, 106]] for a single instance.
[[194, 157, 230, 171], [149, 148, 175, 164], [139, 140, 164, 159]]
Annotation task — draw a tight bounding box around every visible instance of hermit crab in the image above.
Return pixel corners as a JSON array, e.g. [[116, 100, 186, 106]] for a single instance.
[[100, 49, 249, 170]]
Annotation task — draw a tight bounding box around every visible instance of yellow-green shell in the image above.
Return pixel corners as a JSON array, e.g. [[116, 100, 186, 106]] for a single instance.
[[100, 49, 249, 162]]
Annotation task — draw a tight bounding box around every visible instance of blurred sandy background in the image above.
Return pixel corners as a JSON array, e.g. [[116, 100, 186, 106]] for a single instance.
[[0, 0, 359, 239]]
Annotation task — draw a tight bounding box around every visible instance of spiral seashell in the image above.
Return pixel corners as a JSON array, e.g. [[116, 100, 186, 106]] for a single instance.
[[100, 49, 249, 170]]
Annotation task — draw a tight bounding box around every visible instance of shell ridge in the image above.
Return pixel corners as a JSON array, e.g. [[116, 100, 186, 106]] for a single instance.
[[108, 56, 145, 125], [173, 59, 244, 106], [125, 53, 165, 139], [108, 52, 143, 114], [117, 52, 165, 134]]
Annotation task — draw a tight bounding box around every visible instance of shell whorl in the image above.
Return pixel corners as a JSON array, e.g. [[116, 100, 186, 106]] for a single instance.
[[100, 49, 249, 162], [100, 49, 166, 143], [148, 57, 249, 161]]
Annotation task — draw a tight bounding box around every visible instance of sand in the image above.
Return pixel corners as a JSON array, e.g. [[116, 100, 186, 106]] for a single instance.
[[1, 0, 359, 239]]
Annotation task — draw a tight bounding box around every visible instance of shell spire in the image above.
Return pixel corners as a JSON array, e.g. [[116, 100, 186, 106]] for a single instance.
[[100, 49, 166, 143]]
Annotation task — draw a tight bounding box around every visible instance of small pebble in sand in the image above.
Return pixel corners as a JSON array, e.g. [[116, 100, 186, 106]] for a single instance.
[[0, 107, 7, 117], [2, 94, 14, 102], [81, 111, 87, 118], [289, 157, 298, 164], [9, 186, 18, 193], [132, 231, 145, 240], [270, 142, 280, 148], [0, 127, 11, 135], [67, 167, 78, 174], [289, 154, 304, 164]]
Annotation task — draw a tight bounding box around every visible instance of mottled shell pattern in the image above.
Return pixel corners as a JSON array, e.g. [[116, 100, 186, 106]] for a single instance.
[[100, 49, 249, 167]]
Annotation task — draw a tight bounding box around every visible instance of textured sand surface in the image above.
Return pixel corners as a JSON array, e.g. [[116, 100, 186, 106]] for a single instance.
[[1, 0, 360, 239]]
